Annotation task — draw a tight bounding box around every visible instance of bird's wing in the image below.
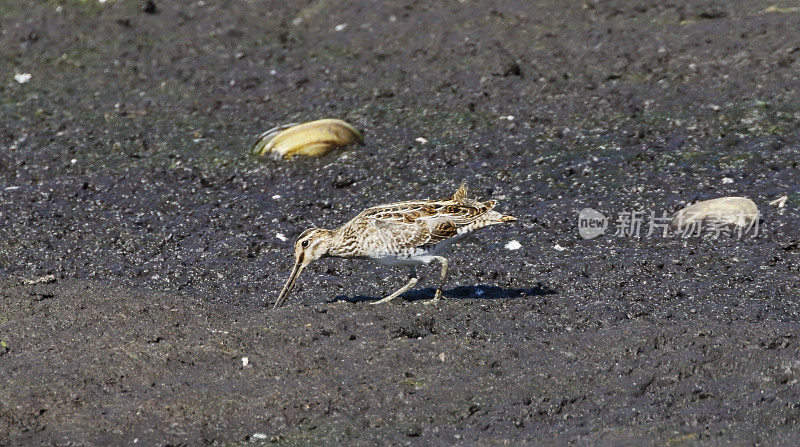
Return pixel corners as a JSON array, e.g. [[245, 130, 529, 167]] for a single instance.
[[365, 200, 495, 246], [369, 217, 431, 248], [422, 201, 496, 243], [364, 201, 435, 248]]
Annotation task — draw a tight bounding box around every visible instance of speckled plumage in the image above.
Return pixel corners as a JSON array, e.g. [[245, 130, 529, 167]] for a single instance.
[[274, 182, 516, 308]]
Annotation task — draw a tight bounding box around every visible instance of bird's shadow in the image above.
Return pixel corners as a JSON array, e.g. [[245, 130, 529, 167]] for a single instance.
[[333, 283, 557, 304]]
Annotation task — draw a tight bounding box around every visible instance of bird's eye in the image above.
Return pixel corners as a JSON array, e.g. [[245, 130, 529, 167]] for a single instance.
[[301, 240, 310, 248]]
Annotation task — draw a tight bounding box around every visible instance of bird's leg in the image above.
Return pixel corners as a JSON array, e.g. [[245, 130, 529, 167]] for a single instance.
[[429, 256, 449, 303], [372, 266, 417, 305]]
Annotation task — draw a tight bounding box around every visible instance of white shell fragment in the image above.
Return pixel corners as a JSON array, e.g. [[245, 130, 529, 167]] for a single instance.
[[672, 197, 759, 229], [21, 274, 56, 285], [251, 119, 363, 158], [769, 196, 787, 208], [14, 73, 32, 84], [504, 240, 521, 251]]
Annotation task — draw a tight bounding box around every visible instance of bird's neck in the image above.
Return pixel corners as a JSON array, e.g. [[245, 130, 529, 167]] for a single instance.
[[317, 228, 337, 257], [325, 227, 349, 258]]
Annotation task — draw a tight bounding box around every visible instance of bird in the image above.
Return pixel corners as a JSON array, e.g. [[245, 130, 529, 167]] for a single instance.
[[273, 181, 517, 308]]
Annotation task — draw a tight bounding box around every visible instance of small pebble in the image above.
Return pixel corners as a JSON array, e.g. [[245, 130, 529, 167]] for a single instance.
[[21, 274, 56, 285], [504, 240, 521, 250], [14, 73, 32, 84], [554, 244, 567, 251], [276, 233, 287, 242], [142, 0, 157, 14], [415, 137, 428, 144], [242, 357, 249, 367]]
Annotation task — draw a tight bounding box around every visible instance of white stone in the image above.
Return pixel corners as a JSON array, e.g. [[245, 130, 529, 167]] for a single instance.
[[672, 197, 759, 229], [504, 240, 521, 250], [276, 233, 287, 242], [14, 73, 31, 84]]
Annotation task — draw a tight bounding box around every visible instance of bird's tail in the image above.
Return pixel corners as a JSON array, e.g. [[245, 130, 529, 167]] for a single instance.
[[499, 215, 517, 222], [485, 210, 518, 224]]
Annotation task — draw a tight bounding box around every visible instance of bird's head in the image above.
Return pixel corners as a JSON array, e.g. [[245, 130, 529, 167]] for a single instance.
[[274, 228, 332, 308]]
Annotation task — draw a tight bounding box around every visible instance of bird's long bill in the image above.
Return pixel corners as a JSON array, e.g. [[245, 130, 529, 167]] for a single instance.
[[274, 259, 305, 309]]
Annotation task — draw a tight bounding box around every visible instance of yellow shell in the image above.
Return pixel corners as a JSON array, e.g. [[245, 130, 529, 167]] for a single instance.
[[251, 119, 363, 158]]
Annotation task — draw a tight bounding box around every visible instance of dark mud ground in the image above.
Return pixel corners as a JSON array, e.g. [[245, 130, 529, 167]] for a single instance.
[[1, 0, 800, 445]]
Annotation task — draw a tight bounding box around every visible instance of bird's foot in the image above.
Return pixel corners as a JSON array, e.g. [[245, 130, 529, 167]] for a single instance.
[[425, 289, 445, 305], [371, 277, 418, 305], [371, 294, 400, 305]]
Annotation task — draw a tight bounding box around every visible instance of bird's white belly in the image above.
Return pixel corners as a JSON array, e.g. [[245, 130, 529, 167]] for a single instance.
[[370, 233, 468, 266], [373, 255, 429, 266], [371, 247, 435, 266]]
